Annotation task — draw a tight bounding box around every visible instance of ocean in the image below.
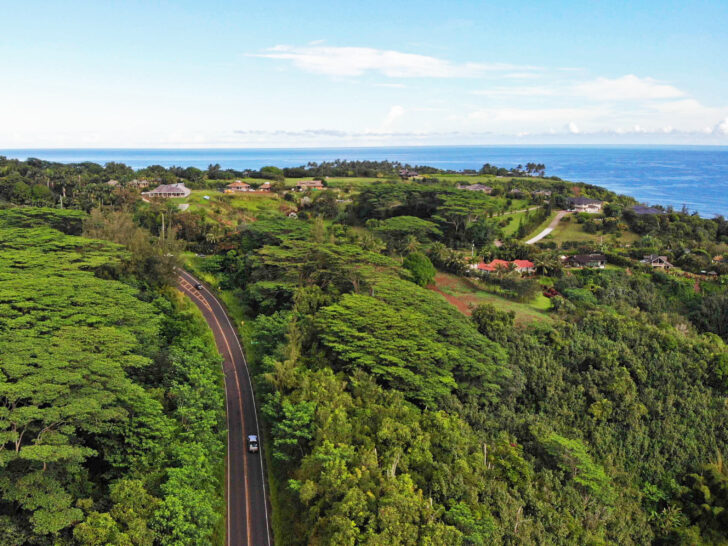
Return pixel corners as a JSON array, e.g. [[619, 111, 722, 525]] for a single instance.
[[2, 146, 727, 217]]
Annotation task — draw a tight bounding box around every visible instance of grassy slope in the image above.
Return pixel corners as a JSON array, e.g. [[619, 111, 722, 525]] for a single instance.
[[430, 272, 553, 325], [544, 216, 640, 245]]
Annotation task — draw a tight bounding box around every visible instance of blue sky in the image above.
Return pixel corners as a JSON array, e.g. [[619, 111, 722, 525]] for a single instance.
[[1, 0, 727, 147]]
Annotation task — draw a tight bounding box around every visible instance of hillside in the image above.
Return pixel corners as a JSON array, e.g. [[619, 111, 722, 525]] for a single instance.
[[1, 158, 728, 544]]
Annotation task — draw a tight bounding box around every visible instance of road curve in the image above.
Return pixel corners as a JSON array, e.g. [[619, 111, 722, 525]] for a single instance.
[[525, 210, 568, 244], [177, 270, 272, 546]]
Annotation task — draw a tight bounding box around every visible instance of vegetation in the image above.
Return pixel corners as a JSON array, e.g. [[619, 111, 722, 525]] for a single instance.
[[0, 208, 225, 544], [1, 156, 727, 544]]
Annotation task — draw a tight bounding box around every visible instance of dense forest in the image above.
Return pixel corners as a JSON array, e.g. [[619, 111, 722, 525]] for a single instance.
[[0, 208, 226, 544], [2, 157, 728, 544]]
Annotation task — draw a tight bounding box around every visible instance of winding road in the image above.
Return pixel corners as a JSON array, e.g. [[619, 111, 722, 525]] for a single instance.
[[177, 270, 272, 546], [525, 210, 568, 244]]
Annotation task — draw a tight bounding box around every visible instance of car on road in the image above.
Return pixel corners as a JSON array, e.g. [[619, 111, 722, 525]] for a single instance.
[[194, 283, 203, 290], [247, 435, 259, 453]]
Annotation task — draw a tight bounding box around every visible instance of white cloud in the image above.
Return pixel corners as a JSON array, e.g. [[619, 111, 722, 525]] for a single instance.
[[382, 105, 405, 128], [472, 86, 557, 97], [567, 122, 580, 134], [714, 117, 728, 135], [468, 107, 601, 124], [375, 83, 407, 88], [252, 45, 539, 78], [574, 74, 684, 101]]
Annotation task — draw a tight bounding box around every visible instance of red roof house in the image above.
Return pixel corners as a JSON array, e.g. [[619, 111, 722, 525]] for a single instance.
[[473, 259, 535, 274]]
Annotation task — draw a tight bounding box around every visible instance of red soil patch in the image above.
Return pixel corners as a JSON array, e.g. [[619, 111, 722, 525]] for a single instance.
[[428, 284, 472, 315]]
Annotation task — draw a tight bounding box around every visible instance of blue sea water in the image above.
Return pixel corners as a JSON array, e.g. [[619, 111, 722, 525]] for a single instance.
[[2, 146, 727, 217]]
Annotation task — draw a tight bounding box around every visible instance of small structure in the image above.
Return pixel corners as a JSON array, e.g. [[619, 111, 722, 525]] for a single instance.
[[128, 179, 150, 189], [509, 188, 524, 197], [399, 169, 419, 179], [295, 180, 325, 191], [569, 197, 603, 213], [142, 183, 191, 199], [106, 179, 119, 187], [458, 184, 493, 194], [641, 254, 673, 269], [532, 190, 552, 198], [472, 259, 535, 274], [631, 205, 664, 215], [713, 255, 724, 264], [226, 180, 251, 193], [566, 254, 607, 269], [258, 182, 272, 192]]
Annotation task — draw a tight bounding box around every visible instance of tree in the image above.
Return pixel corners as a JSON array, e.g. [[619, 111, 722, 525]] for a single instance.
[[402, 251, 436, 287]]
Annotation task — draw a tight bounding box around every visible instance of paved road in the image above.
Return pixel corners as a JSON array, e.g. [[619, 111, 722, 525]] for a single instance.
[[177, 270, 272, 546], [525, 210, 568, 244]]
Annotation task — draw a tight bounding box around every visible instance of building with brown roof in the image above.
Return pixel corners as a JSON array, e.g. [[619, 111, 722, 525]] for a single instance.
[[142, 183, 191, 198]]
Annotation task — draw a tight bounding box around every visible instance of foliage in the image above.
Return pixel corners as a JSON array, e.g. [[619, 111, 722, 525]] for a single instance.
[[402, 251, 436, 286], [0, 208, 225, 543]]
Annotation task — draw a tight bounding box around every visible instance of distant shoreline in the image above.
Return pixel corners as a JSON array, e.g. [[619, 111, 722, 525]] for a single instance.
[[2, 146, 727, 217]]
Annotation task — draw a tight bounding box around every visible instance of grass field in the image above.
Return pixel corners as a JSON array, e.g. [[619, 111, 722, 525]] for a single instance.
[[429, 272, 553, 325], [543, 216, 640, 245]]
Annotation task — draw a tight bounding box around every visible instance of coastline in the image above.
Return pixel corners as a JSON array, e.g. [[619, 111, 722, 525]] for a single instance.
[[2, 146, 727, 217]]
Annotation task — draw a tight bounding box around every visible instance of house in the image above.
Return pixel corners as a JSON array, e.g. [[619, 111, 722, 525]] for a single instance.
[[106, 179, 119, 187], [458, 184, 493, 194], [566, 254, 607, 269], [509, 188, 524, 196], [471, 259, 535, 274], [641, 254, 673, 269], [258, 182, 272, 192], [226, 180, 251, 192], [569, 197, 603, 213], [295, 180, 325, 191], [399, 169, 419, 179], [512, 259, 536, 274], [128, 179, 150, 189], [532, 190, 552, 198], [713, 255, 724, 264], [631, 205, 664, 215], [142, 183, 191, 198]]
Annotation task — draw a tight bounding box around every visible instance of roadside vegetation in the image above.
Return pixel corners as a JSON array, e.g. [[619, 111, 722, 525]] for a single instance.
[[0, 208, 225, 544], [2, 156, 728, 544]]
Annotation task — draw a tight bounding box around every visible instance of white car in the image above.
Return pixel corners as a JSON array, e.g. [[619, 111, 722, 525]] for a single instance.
[[247, 435, 259, 453]]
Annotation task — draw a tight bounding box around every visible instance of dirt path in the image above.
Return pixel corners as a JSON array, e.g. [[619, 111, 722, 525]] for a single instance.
[[525, 210, 568, 244]]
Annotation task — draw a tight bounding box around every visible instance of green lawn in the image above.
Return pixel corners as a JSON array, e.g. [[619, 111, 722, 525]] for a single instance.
[[543, 216, 640, 246]]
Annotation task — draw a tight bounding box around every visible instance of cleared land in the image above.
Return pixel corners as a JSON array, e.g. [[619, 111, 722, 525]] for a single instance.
[[429, 272, 552, 325]]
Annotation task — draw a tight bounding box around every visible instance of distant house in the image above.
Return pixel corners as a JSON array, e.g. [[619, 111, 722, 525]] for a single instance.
[[128, 179, 150, 189], [566, 254, 607, 269], [569, 197, 603, 213], [532, 190, 552, 198], [258, 182, 272, 192], [509, 188, 524, 196], [631, 205, 664, 215], [295, 180, 325, 191], [399, 169, 419, 179], [106, 179, 119, 187], [472, 259, 535, 274], [641, 254, 673, 269], [226, 180, 251, 193], [458, 184, 493, 194], [142, 183, 191, 198], [713, 255, 724, 264]]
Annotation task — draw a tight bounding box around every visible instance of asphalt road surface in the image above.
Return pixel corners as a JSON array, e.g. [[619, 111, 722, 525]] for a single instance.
[[177, 270, 272, 546]]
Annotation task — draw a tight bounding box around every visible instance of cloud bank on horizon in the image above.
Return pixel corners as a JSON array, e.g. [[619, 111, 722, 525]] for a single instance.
[[0, 1, 726, 147]]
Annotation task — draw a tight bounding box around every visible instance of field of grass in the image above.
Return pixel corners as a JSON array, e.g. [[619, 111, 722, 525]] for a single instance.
[[544, 216, 640, 246], [499, 211, 528, 237], [429, 272, 553, 325]]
